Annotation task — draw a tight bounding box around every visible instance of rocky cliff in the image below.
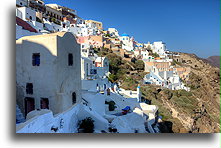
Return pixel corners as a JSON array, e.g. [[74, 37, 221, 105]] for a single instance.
[[142, 53, 220, 133]]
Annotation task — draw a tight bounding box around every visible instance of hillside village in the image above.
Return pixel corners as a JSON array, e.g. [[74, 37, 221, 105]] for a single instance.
[[15, 0, 209, 133]]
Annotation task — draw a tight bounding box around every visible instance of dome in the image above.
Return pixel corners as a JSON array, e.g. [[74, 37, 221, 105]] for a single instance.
[[121, 33, 129, 37]]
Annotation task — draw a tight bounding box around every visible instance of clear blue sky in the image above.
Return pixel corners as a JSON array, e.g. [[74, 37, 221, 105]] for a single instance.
[[44, 0, 219, 58]]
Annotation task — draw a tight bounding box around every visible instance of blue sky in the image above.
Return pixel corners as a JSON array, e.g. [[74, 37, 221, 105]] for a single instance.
[[44, 0, 219, 58]]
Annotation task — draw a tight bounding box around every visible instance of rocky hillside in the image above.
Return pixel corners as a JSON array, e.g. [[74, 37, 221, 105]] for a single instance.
[[179, 53, 220, 132], [141, 53, 220, 133], [96, 48, 220, 133], [95, 48, 146, 91], [202, 56, 220, 68]]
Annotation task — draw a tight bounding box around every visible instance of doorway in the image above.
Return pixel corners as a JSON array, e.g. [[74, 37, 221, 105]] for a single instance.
[[41, 98, 49, 109], [24, 97, 35, 117]]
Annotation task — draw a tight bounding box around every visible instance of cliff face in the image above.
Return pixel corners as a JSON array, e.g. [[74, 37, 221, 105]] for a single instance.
[[179, 53, 220, 133], [141, 53, 220, 133], [97, 48, 220, 133]]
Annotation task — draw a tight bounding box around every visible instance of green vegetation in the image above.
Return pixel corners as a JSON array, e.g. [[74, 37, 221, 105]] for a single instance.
[[78, 117, 95, 133], [50, 17, 61, 25], [135, 60, 144, 70], [104, 34, 111, 37], [186, 72, 201, 90], [94, 47, 146, 90], [141, 85, 197, 122], [105, 101, 116, 111], [171, 59, 182, 66], [152, 53, 160, 58]]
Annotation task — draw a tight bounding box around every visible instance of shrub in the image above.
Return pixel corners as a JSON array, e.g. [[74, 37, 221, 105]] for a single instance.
[[108, 74, 117, 83], [152, 53, 160, 58], [78, 117, 94, 133], [135, 60, 144, 70], [171, 59, 181, 66], [106, 101, 116, 111]]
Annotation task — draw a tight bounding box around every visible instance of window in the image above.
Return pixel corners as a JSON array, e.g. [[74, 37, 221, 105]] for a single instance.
[[72, 92, 76, 104], [68, 53, 73, 66], [32, 53, 40, 66], [29, 16, 32, 20], [41, 98, 49, 109], [26, 83, 33, 94], [86, 63, 88, 75]]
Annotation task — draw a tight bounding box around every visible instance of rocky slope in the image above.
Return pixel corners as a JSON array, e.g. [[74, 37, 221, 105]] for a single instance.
[[142, 53, 220, 133], [179, 53, 220, 132], [96, 48, 220, 133], [202, 56, 220, 68]]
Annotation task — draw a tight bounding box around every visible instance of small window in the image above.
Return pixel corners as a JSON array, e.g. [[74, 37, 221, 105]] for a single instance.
[[72, 92, 76, 104], [29, 16, 32, 20], [26, 83, 33, 94], [68, 53, 73, 66], [41, 98, 49, 109], [32, 53, 40, 66]]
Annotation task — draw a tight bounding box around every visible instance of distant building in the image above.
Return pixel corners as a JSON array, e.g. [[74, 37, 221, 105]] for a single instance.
[[16, 32, 82, 117], [85, 20, 103, 30], [28, 0, 46, 14], [81, 56, 96, 80], [108, 28, 119, 37], [152, 41, 167, 58], [16, 6, 36, 22], [95, 57, 109, 78], [144, 61, 171, 73], [16, 0, 28, 7], [77, 36, 103, 48], [119, 33, 134, 51]]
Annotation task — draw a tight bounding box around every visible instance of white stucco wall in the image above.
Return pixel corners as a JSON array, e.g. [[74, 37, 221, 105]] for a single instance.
[[16, 32, 82, 116], [16, 104, 109, 133], [17, 7, 36, 22]]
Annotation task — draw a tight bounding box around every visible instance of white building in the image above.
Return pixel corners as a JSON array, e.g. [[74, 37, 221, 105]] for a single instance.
[[16, 0, 28, 7], [95, 57, 109, 78], [81, 57, 96, 80], [119, 33, 134, 51], [152, 41, 167, 58], [16, 6, 36, 22], [141, 49, 149, 59], [108, 28, 119, 37], [16, 32, 82, 117]]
